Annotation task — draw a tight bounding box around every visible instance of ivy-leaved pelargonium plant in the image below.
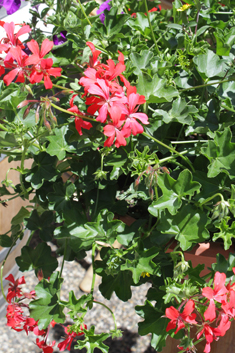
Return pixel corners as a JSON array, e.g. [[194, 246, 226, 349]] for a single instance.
[[2, 0, 235, 352]]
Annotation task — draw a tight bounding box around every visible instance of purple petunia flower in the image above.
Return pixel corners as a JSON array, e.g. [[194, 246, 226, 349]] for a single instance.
[[53, 31, 67, 46], [0, 0, 23, 15], [97, 0, 111, 24]]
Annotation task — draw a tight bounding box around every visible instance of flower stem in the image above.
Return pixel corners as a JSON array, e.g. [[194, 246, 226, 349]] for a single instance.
[[0, 123, 8, 131], [143, 0, 160, 56], [180, 77, 234, 92], [142, 132, 195, 172], [50, 102, 96, 123], [20, 141, 28, 199], [76, 0, 92, 26], [197, 193, 224, 207], [59, 238, 68, 278], [90, 243, 97, 297], [93, 300, 118, 331]]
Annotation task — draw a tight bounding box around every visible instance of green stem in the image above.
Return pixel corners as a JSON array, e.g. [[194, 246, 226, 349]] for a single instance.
[[52, 83, 72, 91], [94, 300, 118, 331], [171, 140, 206, 144], [0, 187, 32, 204], [221, 103, 235, 114], [0, 238, 19, 302], [180, 78, 234, 92], [20, 141, 28, 199], [90, 243, 97, 297], [0, 123, 8, 131], [143, 0, 160, 55], [50, 102, 96, 123], [75, 0, 92, 26], [142, 132, 195, 172], [197, 193, 224, 207], [59, 239, 68, 278]]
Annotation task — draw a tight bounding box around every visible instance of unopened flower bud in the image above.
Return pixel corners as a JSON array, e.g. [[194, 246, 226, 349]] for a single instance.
[[25, 84, 34, 96], [212, 199, 230, 220], [23, 106, 31, 119], [35, 106, 40, 123], [17, 100, 30, 108]]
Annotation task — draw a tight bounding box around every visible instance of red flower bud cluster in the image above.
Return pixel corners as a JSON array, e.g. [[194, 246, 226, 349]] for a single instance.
[[5, 274, 86, 353], [74, 42, 149, 147], [165, 269, 235, 353], [0, 22, 62, 89]]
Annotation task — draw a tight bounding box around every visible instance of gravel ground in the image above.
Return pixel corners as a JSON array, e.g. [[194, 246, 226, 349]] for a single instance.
[[0, 243, 156, 353]]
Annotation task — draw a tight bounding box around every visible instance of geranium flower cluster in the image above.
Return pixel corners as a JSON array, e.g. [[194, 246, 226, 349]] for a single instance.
[[74, 41, 149, 147], [165, 269, 235, 353], [0, 21, 62, 89], [5, 274, 86, 353]]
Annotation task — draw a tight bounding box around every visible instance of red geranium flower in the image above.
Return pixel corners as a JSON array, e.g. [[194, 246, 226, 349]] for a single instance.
[[57, 325, 87, 351], [165, 299, 197, 334], [5, 274, 25, 302]]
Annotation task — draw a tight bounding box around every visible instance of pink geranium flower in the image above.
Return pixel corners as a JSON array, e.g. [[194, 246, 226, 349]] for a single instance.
[[202, 272, 228, 321]]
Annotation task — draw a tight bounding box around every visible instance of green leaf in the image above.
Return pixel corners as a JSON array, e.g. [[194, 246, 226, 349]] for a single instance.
[[201, 127, 235, 179], [15, 243, 58, 278], [29, 272, 65, 329], [214, 27, 235, 56], [154, 97, 197, 125], [136, 300, 168, 352], [213, 218, 235, 250], [61, 292, 92, 320], [130, 50, 154, 74], [11, 206, 30, 225], [121, 247, 159, 284], [25, 210, 55, 241], [104, 8, 129, 37], [0, 82, 27, 110], [128, 12, 150, 34], [75, 326, 109, 353], [0, 234, 13, 247], [46, 126, 76, 160], [25, 152, 58, 189], [99, 270, 133, 301], [117, 219, 146, 246], [157, 205, 210, 250], [149, 170, 201, 216], [84, 210, 125, 244], [137, 73, 179, 103], [193, 49, 227, 79], [47, 181, 86, 222]]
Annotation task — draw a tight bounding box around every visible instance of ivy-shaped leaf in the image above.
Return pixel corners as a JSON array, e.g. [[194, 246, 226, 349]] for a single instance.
[[201, 127, 235, 179], [46, 126, 76, 160], [193, 49, 227, 79], [47, 181, 86, 222], [15, 243, 58, 278], [130, 50, 154, 74], [61, 292, 92, 320], [84, 210, 125, 244], [213, 218, 235, 250], [25, 210, 55, 241], [137, 73, 179, 103], [25, 152, 58, 189], [121, 247, 159, 284], [29, 272, 65, 329], [136, 300, 169, 351], [75, 326, 109, 353], [149, 170, 201, 216], [157, 205, 210, 250], [153, 97, 198, 125], [11, 206, 30, 225], [99, 270, 133, 301]]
